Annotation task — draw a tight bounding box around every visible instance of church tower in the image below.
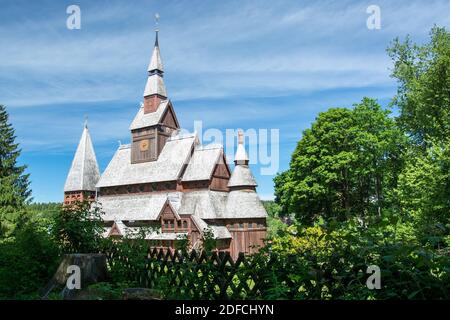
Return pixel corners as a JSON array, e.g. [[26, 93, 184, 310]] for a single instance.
[[227, 131, 257, 191], [143, 29, 166, 113], [64, 122, 100, 205], [130, 27, 180, 164]]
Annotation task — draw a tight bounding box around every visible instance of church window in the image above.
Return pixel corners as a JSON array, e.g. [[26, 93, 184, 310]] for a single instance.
[[183, 220, 188, 229], [139, 185, 145, 192], [239, 223, 244, 229]]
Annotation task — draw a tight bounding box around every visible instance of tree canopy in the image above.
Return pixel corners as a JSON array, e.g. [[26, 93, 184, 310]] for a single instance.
[[0, 105, 31, 237], [275, 98, 405, 224]]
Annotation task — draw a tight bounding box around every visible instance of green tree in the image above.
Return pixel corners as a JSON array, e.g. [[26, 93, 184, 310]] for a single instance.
[[275, 98, 405, 224], [0, 105, 31, 237], [396, 140, 449, 247], [389, 27, 450, 248], [52, 200, 105, 253], [388, 26, 450, 145]]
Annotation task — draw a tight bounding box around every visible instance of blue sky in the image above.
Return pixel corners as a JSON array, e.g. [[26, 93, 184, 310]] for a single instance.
[[1, 0, 449, 203]]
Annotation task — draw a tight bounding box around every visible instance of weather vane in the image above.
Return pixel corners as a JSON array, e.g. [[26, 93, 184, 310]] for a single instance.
[[155, 13, 160, 31]]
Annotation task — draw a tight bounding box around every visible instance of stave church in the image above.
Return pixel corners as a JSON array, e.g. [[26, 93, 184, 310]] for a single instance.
[[63, 27, 267, 259]]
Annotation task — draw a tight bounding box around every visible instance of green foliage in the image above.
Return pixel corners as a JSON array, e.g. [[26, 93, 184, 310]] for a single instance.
[[388, 26, 450, 145], [81, 282, 127, 300], [0, 105, 31, 237], [106, 229, 152, 285], [262, 200, 282, 217], [52, 201, 105, 254], [266, 215, 288, 239], [269, 27, 450, 299], [275, 98, 405, 224], [202, 227, 217, 253], [0, 221, 59, 299], [396, 140, 450, 247], [262, 221, 449, 299]]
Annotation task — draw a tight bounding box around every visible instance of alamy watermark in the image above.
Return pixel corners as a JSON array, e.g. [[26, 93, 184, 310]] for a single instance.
[[366, 5, 381, 30], [66, 5, 81, 30], [366, 265, 381, 289], [177, 121, 280, 176], [66, 265, 81, 290]]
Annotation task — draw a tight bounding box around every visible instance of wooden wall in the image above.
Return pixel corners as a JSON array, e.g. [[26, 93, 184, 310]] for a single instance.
[[64, 191, 96, 205], [224, 219, 267, 260]]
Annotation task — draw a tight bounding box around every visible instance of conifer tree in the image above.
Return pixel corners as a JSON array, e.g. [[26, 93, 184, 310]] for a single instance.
[[0, 104, 31, 236]]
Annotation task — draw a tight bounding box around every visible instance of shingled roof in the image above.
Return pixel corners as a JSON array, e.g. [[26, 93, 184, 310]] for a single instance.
[[148, 31, 164, 72], [64, 125, 100, 192], [224, 190, 267, 219], [143, 74, 167, 97], [228, 165, 257, 188], [96, 133, 196, 187], [182, 144, 224, 182], [129, 100, 169, 131], [98, 193, 170, 221]]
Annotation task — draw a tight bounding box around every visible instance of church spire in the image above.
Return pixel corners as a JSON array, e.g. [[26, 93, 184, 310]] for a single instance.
[[64, 123, 100, 194], [143, 14, 167, 113], [228, 131, 257, 190], [147, 29, 164, 74]]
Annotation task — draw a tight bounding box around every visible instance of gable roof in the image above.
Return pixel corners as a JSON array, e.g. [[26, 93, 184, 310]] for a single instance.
[[178, 190, 228, 220], [96, 133, 196, 188], [129, 100, 167, 130], [64, 126, 100, 192], [129, 100, 179, 131], [107, 220, 127, 237], [156, 199, 181, 220], [182, 144, 224, 182]]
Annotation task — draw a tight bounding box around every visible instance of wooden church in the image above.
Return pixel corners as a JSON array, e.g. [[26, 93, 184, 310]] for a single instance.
[[63, 28, 267, 259]]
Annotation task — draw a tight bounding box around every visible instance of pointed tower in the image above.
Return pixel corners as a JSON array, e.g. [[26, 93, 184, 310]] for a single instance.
[[130, 24, 180, 164], [225, 131, 267, 259], [227, 131, 257, 191], [64, 122, 100, 205], [143, 28, 167, 114]]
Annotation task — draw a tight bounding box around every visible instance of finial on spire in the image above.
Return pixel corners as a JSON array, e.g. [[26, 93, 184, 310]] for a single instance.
[[154, 13, 160, 46], [84, 115, 88, 128], [238, 130, 244, 145], [155, 13, 160, 29], [234, 130, 249, 165]]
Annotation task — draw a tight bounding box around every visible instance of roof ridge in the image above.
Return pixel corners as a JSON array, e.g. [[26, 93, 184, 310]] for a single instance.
[[195, 143, 223, 151], [80, 127, 87, 189]]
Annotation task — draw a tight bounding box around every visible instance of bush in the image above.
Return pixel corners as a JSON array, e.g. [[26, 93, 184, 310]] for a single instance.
[[52, 201, 105, 254], [0, 222, 59, 299], [261, 220, 450, 299]]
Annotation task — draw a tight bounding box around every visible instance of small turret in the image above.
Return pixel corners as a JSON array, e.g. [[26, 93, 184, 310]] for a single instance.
[[63, 121, 100, 205], [228, 131, 257, 191]]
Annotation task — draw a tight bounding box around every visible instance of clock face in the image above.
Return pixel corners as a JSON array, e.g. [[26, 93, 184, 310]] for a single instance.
[[139, 139, 149, 152]]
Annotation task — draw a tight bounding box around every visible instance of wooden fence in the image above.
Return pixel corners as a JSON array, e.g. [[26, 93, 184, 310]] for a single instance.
[[105, 246, 285, 299]]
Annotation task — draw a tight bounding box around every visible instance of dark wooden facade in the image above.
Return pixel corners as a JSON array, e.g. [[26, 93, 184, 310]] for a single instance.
[[131, 102, 179, 164]]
